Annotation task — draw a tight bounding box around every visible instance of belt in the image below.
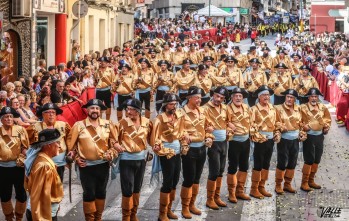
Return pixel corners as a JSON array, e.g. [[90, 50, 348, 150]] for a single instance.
[[189, 141, 205, 148]]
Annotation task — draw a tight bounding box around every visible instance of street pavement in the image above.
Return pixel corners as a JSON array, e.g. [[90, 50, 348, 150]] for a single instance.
[[2, 35, 349, 221]]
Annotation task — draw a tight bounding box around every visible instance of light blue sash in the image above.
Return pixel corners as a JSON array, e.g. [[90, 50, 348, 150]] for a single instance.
[[0, 160, 16, 167], [158, 86, 170, 91], [120, 150, 146, 160], [178, 89, 188, 94], [307, 130, 322, 136], [213, 130, 226, 142], [281, 130, 299, 140], [259, 131, 274, 140], [189, 141, 205, 148], [226, 86, 237, 90], [135, 88, 151, 100], [231, 134, 249, 142], [85, 159, 107, 166], [52, 152, 66, 167], [164, 140, 181, 154], [114, 93, 133, 109], [25, 147, 42, 176], [26, 198, 59, 217], [173, 65, 182, 72]]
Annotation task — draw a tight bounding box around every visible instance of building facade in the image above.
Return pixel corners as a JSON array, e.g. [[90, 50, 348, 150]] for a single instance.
[[0, 0, 33, 83], [309, 0, 347, 34], [66, 0, 135, 61], [148, 0, 252, 24]]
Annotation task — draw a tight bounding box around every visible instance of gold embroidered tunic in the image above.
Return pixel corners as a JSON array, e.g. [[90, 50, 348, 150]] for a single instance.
[[0, 125, 29, 162], [96, 67, 115, 89]]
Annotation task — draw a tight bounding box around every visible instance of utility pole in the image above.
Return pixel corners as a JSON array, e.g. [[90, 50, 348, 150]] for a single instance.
[[209, 0, 211, 17]]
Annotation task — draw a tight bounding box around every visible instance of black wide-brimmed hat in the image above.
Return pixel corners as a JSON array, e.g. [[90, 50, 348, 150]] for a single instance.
[[281, 89, 299, 98], [220, 54, 228, 61], [230, 87, 249, 99], [82, 99, 107, 110], [210, 86, 229, 99], [249, 46, 256, 51], [98, 56, 110, 63], [138, 58, 151, 67], [218, 44, 228, 49], [249, 58, 261, 64], [187, 86, 206, 97], [134, 50, 145, 56], [157, 60, 171, 68], [262, 47, 271, 51], [134, 44, 143, 50], [189, 43, 197, 48], [198, 64, 208, 71], [122, 98, 143, 112], [176, 43, 185, 48], [277, 48, 288, 54], [162, 42, 172, 47], [305, 88, 323, 97], [253, 85, 274, 97], [182, 58, 193, 65], [274, 63, 288, 69], [148, 48, 158, 54], [162, 93, 181, 103], [119, 63, 132, 70], [201, 42, 211, 48], [232, 46, 240, 51], [146, 43, 156, 48], [203, 56, 214, 62], [300, 65, 312, 71], [291, 53, 301, 58], [36, 103, 63, 117], [0, 107, 20, 118], [31, 129, 61, 149], [224, 56, 238, 63]]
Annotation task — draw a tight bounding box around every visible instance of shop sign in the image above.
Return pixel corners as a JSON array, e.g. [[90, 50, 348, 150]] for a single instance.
[[240, 8, 249, 15]]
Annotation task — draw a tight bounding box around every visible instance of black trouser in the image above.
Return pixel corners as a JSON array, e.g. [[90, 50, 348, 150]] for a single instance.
[[200, 96, 210, 106], [303, 134, 324, 165], [156, 89, 167, 112], [277, 138, 299, 170], [207, 141, 228, 181], [298, 96, 309, 105], [228, 139, 250, 174], [0, 166, 27, 203], [56, 166, 65, 183], [26, 210, 57, 221], [79, 162, 110, 202], [181, 146, 206, 187], [160, 154, 181, 193], [274, 95, 285, 105], [247, 93, 257, 107], [117, 94, 132, 111], [120, 160, 146, 197], [138, 91, 151, 111], [96, 89, 112, 108], [253, 139, 274, 171]]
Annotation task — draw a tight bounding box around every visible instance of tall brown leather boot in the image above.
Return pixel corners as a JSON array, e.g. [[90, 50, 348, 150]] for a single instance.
[[167, 189, 178, 219], [158, 192, 170, 221], [180, 186, 192, 219], [14, 201, 26, 221], [250, 170, 264, 199], [275, 169, 285, 195], [189, 184, 201, 215], [283, 169, 296, 193], [258, 169, 272, 197], [309, 164, 321, 189], [95, 198, 105, 221], [214, 177, 227, 207], [1, 201, 14, 221], [131, 193, 140, 221], [206, 180, 219, 210], [83, 201, 96, 221], [227, 173, 237, 203], [117, 110, 123, 121], [235, 171, 250, 200], [301, 164, 313, 192], [145, 110, 151, 119], [106, 108, 111, 120], [122, 196, 133, 221]]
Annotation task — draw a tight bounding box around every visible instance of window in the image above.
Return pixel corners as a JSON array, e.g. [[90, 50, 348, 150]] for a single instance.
[[335, 20, 344, 33]]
